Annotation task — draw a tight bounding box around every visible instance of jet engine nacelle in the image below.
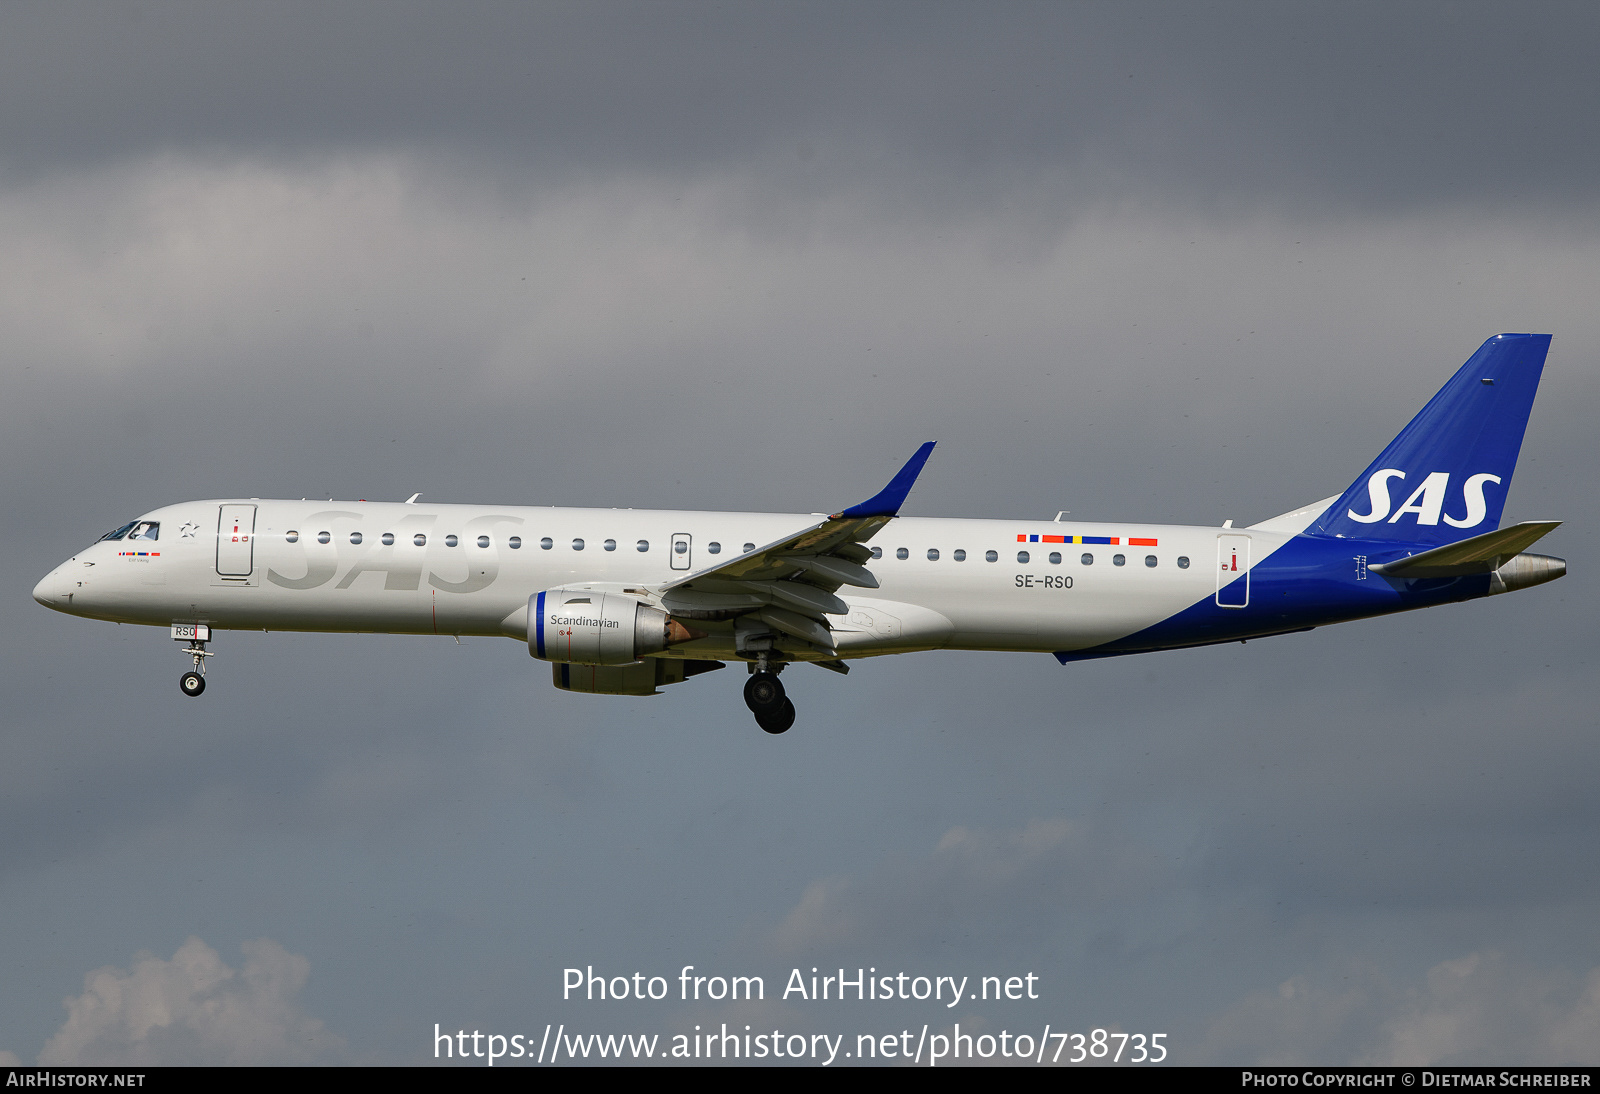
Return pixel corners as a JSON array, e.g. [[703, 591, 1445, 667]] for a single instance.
[[529, 588, 697, 665]]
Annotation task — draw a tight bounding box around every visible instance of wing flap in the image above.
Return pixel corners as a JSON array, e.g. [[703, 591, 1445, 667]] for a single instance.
[[760, 606, 835, 648]]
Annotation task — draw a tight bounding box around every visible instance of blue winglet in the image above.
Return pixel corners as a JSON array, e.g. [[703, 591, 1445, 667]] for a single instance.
[[835, 442, 937, 519]]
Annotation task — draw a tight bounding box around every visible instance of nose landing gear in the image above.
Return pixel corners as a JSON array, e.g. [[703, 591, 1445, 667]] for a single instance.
[[173, 626, 214, 698], [744, 659, 795, 734]]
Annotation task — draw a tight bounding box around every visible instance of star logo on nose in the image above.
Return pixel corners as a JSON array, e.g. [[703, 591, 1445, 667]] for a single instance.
[[179, 522, 198, 539]]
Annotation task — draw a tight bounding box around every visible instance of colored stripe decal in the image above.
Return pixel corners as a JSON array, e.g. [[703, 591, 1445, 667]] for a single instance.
[[535, 590, 546, 658], [1016, 533, 1155, 545]]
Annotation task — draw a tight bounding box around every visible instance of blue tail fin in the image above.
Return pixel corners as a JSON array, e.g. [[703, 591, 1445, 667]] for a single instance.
[[1310, 334, 1550, 546]]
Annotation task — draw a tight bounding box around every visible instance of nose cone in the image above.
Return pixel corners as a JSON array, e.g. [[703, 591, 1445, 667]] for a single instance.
[[33, 566, 74, 610]]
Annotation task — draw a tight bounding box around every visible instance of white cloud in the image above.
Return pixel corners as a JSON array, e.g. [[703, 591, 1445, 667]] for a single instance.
[[1202, 952, 1600, 1065], [37, 936, 343, 1065], [1372, 952, 1600, 1066]]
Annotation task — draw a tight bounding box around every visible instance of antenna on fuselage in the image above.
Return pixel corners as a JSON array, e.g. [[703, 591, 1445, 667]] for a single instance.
[[405, 493, 421, 504]]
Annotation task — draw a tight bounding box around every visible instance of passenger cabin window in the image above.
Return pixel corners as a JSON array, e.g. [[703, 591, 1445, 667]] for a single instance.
[[1017, 550, 1030, 563], [674, 541, 688, 555], [571, 538, 583, 551], [708, 542, 721, 554], [479, 535, 492, 548], [953, 549, 966, 561], [541, 538, 553, 550], [1113, 554, 1126, 566], [636, 540, 649, 552], [446, 535, 458, 547], [896, 548, 909, 560], [317, 531, 331, 544], [742, 543, 755, 553], [1049, 552, 1061, 564], [350, 532, 363, 545], [871, 547, 883, 559], [509, 536, 521, 549], [285, 530, 299, 543], [382, 533, 395, 545], [604, 539, 617, 552], [415, 534, 427, 546], [985, 550, 998, 562], [1177, 556, 1190, 569], [1145, 555, 1157, 567], [1081, 553, 1094, 565], [927, 549, 939, 560]]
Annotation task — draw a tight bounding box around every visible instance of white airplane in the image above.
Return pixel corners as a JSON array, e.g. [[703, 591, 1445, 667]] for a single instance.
[[34, 334, 1565, 733]]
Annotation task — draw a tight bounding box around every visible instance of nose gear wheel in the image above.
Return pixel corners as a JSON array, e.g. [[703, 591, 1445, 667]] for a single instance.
[[178, 638, 213, 697]]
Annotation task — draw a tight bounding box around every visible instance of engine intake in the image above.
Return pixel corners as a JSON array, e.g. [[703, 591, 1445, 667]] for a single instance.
[[530, 588, 700, 665]]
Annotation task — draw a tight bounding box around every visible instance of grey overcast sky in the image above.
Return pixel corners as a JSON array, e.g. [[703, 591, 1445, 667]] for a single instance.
[[2, 1, 1597, 1066]]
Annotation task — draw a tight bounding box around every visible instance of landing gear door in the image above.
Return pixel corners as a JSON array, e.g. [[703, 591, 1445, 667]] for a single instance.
[[217, 504, 258, 577], [1216, 534, 1250, 608], [670, 533, 692, 571]]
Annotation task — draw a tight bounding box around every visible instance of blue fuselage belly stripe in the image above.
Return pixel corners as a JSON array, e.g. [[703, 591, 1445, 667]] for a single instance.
[[1055, 534, 1493, 663], [535, 590, 546, 658]]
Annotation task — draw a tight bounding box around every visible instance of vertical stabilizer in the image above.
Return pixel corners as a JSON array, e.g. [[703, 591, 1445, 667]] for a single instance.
[[1310, 334, 1550, 545]]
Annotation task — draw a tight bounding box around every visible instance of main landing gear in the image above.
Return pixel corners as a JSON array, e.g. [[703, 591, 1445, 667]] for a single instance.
[[178, 638, 213, 698], [744, 659, 795, 734]]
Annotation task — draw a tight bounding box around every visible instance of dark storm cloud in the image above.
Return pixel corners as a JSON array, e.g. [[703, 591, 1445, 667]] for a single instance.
[[3, 2, 1599, 215], [4, 2, 1599, 1067]]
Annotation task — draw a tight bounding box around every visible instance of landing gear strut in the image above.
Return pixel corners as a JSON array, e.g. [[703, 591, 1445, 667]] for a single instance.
[[744, 658, 795, 734], [178, 636, 213, 698]]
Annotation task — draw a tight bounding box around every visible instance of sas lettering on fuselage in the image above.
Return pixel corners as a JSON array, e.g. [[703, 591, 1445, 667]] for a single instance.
[[1346, 469, 1502, 528], [266, 511, 524, 594]]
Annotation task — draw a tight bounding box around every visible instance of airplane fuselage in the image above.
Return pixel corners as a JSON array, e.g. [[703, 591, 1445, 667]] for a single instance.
[[33, 497, 1512, 663]]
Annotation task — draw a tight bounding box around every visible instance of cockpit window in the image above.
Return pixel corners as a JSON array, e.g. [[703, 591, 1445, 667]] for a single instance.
[[128, 521, 159, 541], [98, 521, 138, 542]]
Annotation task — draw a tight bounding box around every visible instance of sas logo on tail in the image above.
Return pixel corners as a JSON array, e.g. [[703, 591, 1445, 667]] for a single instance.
[[1348, 470, 1501, 528]]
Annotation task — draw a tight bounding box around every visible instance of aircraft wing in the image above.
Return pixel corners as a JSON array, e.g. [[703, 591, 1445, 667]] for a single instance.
[[1368, 520, 1561, 578], [656, 442, 936, 652]]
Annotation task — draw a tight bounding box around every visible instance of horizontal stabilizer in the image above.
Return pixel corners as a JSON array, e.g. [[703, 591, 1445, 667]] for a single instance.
[[1369, 521, 1561, 578]]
